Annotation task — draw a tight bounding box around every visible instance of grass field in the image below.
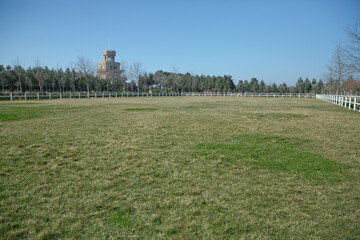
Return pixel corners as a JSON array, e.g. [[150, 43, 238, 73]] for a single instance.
[[1, 96, 359, 239]]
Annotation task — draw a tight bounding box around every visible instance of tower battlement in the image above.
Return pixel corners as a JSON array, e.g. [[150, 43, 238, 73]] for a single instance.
[[95, 50, 124, 83], [102, 50, 116, 62]]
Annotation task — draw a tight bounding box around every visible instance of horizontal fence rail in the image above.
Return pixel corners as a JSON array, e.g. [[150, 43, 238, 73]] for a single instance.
[[0, 92, 182, 101], [182, 92, 316, 98], [0, 92, 316, 101], [316, 94, 360, 112]]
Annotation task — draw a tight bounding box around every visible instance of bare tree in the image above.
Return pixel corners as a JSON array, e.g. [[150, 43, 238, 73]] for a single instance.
[[14, 66, 25, 92], [154, 70, 167, 90], [171, 65, 181, 92], [35, 68, 44, 92], [13, 58, 25, 92], [55, 68, 65, 92], [34, 59, 44, 92], [120, 60, 129, 90], [346, 18, 360, 77], [129, 62, 145, 92], [327, 44, 350, 94], [25, 74, 32, 92], [76, 55, 95, 92], [69, 68, 78, 92]]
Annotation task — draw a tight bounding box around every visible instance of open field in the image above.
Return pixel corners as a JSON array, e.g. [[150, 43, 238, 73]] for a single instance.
[[1, 97, 360, 239]]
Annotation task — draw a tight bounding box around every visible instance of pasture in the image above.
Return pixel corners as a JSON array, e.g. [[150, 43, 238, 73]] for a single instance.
[[1, 97, 359, 239]]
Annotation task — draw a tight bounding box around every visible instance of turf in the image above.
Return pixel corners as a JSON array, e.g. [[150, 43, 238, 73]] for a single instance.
[[194, 134, 348, 184], [123, 107, 157, 111], [0, 97, 359, 239]]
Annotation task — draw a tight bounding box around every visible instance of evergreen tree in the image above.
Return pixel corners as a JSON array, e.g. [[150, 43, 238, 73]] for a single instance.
[[243, 80, 250, 92], [317, 79, 324, 93], [215, 76, 223, 91], [295, 77, 304, 93], [303, 78, 312, 93], [289, 86, 297, 93], [222, 75, 235, 91], [311, 78, 317, 93], [278, 82, 288, 93], [259, 80, 266, 93], [264, 85, 272, 93], [271, 83, 278, 93], [237, 80, 244, 92], [250, 77, 259, 92]]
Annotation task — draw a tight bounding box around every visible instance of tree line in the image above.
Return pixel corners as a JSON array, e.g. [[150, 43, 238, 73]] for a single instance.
[[0, 63, 328, 94], [237, 77, 325, 94]]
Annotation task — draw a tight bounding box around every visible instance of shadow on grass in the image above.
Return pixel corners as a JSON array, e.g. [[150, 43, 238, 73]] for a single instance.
[[194, 134, 348, 184]]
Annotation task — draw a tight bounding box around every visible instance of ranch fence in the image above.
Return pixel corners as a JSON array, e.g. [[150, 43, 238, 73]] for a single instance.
[[182, 92, 316, 98], [316, 94, 360, 112], [0, 92, 316, 101], [1, 92, 358, 112]]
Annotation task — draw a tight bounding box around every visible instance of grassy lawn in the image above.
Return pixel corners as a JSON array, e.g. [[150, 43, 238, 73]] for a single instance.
[[0, 97, 359, 239]]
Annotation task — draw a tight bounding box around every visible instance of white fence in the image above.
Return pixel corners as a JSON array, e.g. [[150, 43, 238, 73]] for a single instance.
[[2, 91, 358, 112], [316, 94, 360, 112], [182, 92, 316, 98], [0, 92, 316, 101], [0, 92, 182, 101]]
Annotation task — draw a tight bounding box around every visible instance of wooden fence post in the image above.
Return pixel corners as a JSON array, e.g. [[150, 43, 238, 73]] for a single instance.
[[37, 92, 39, 100]]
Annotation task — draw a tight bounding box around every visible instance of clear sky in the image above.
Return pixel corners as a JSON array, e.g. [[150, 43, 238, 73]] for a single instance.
[[0, 0, 359, 85]]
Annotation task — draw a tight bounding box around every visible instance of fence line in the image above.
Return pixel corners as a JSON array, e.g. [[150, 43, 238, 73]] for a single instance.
[[0, 92, 317, 101], [316, 94, 360, 112], [182, 92, 316, 98], [2, 92, 359, 113], [1, 92, 182, 101]]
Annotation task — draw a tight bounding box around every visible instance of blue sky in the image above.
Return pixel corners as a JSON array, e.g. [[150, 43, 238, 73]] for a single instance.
[[0, 0, 359, 85]]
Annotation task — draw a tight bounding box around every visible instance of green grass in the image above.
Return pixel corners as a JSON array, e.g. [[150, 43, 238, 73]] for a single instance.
[[124, 107, 157, 111], [0, 97, 359, 239], [0, 104, 77, 122], [110, 207, 134, 228], [0, 106, 47, 121], [195, 134, 347, 184], [244, 113, 307, 119]]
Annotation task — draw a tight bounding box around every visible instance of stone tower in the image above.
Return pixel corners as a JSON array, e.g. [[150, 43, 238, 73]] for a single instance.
[[95, 50, 124, 83]]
